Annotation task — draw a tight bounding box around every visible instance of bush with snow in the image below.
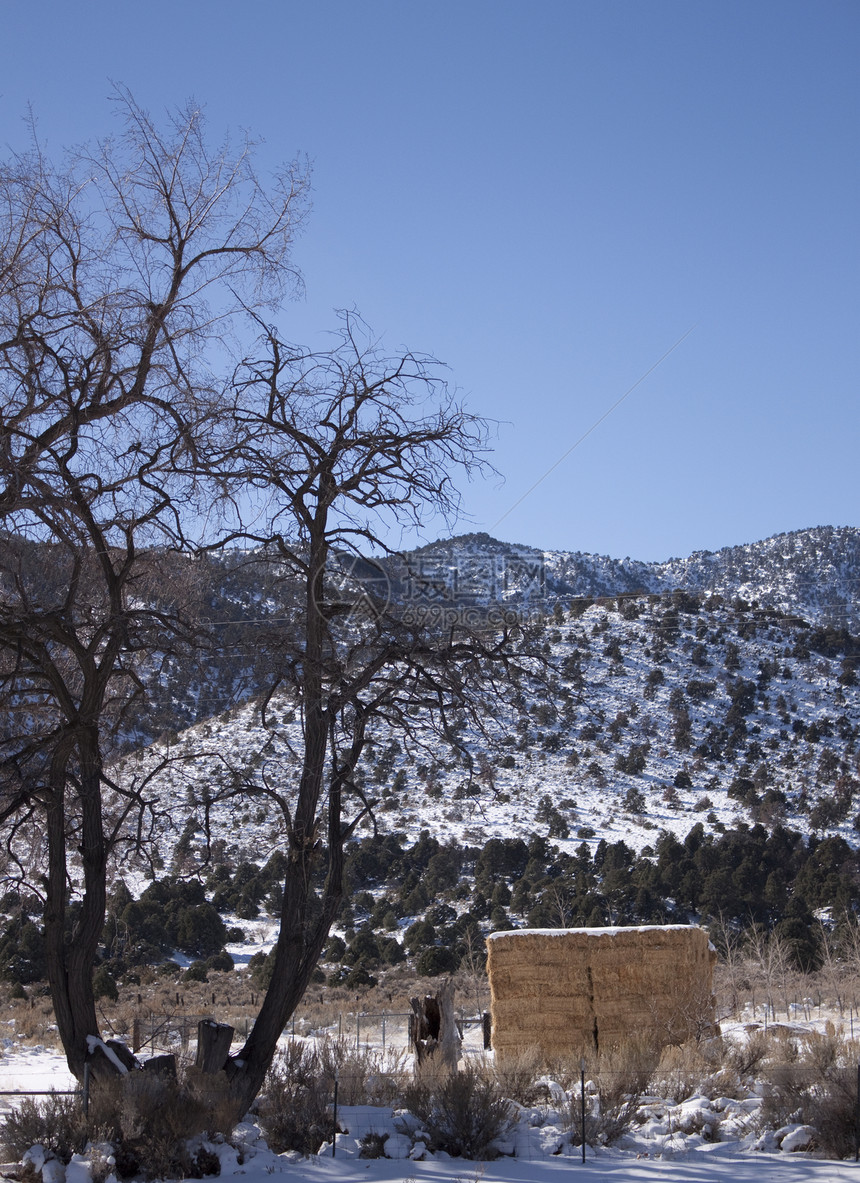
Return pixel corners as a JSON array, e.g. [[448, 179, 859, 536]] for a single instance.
[[401, 1062, 515, 1159]]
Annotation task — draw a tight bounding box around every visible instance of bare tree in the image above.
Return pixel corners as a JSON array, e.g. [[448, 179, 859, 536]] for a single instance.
[[743, 924, 796, 1023], [710, 911, 748, 1020], [0, 91, 307, 1082], [0, 94, 530, 1123], [199, 313, 533, 1118], [815, 921, 847, 1017]]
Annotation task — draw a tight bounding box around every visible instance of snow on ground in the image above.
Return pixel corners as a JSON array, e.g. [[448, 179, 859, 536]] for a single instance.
[[208, 1116, 860, 1183], [2, 1036, 859, 1183], [0, 1040, 75, 1109], [225, 917, 281, 967]]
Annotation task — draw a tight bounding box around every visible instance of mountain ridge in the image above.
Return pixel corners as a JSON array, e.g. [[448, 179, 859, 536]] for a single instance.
[[408, 525, 860, 628]]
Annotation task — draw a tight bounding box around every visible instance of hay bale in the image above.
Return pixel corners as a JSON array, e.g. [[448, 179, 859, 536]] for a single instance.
[[486, 925, 715, 1065]]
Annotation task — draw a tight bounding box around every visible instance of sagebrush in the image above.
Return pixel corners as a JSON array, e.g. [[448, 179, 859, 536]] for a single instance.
[[401, 1062, 514, 1159]]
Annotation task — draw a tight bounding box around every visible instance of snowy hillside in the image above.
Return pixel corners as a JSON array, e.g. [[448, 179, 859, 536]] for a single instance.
[[5, 524, 859, 965], [428, 525, 860, 629], [111, 573, 859, 889], [118, 525, 860, 750]]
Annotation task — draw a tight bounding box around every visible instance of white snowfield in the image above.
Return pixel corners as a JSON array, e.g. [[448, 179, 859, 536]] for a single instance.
[[0, 1042, 76, 1096], [282, 1150, 860, 1182]]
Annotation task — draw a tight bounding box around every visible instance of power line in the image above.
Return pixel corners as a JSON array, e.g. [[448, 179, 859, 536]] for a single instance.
[[491, 325, 698, 531]]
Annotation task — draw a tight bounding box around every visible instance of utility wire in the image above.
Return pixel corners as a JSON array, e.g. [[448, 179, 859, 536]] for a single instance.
[[491, 325, 698, 531]]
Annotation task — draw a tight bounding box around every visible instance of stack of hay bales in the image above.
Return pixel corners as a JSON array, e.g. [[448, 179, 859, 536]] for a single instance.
[[486, 925, 715, 1065]]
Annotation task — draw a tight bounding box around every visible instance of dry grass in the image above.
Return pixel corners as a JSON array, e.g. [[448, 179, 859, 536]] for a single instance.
[[0, 963, 453, 1065], [0, 989, 60, 1049], [565, 1040, 658, 1148], [7, 942, 860, 1085]]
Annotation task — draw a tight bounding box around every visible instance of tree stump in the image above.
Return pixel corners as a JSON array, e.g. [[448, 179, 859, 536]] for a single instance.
[[106, 1039, 138, 1072], [86, 1036, 139, 1082], [409, 980, 461, 1073], [142, 1054, 177, 1078], [195, 1021, 234, 1073]]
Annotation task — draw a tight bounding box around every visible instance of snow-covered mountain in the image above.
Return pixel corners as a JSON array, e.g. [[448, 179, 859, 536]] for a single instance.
[[112, 525, 860, 891], [116, 526, 860, 752], [411, 525, 860, 628]]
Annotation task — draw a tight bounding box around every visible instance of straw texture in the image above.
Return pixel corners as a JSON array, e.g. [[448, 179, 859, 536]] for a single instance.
[[486, 925, 715, 1063]]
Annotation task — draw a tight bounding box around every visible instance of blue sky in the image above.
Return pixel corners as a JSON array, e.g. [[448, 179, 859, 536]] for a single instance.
[[3, 2, 858, 561]]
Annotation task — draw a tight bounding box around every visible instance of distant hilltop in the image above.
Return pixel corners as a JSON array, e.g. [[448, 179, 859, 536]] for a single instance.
[[406, 525, 860, 630]]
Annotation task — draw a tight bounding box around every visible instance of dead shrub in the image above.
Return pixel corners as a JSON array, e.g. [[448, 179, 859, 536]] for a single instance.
[[566, 1041, 657, 1148], [0, 1069, 230, 1178], [0, 1094, 86, 1163], [759, 1030, 860, 1159], [0, 1067, 233, 1181], [649, 1038, 737, 1102], [801, 1027, 843, 1077], [724, 1028, 773, 1079], [84, 1141, 118, 1183], [112, 1069, 230, 1179], [650, 1041, 710, 1103], [807, 1069, 860, 1161], [760, 1062, 813, 1133], [316, 1036, 407, 1106], [181, 1067, 237, 1139], [491, 1046, 545, 1105], [257, 1041, 332, 1156], [400, 1062, 514, 1159]]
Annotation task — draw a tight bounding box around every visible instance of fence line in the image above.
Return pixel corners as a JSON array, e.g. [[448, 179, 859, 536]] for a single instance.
[[0, 1090, 78, 1097], [113, 1008, 491, 1058]]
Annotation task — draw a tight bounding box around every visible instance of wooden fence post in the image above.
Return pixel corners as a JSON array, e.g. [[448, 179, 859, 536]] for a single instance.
[[195, 1020, 234, 1073]]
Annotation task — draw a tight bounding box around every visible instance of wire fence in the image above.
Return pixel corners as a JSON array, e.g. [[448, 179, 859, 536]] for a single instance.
[[95, 1008, 492, 1059], [0, 1010, 490, 1112]]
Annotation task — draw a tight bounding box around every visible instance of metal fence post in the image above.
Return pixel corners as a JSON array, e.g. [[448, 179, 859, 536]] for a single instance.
[[332, 1076, 339, 1158], [580, 1059, 586, 1164]]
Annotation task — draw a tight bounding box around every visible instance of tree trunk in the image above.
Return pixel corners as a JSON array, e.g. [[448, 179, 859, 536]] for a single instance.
[[410, 981, 462, 1073], [222, 827, 338, 1118], [44, 732, 108, 1084], [219, 529, 341, 1120], [221, 552, 340, 1123]]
